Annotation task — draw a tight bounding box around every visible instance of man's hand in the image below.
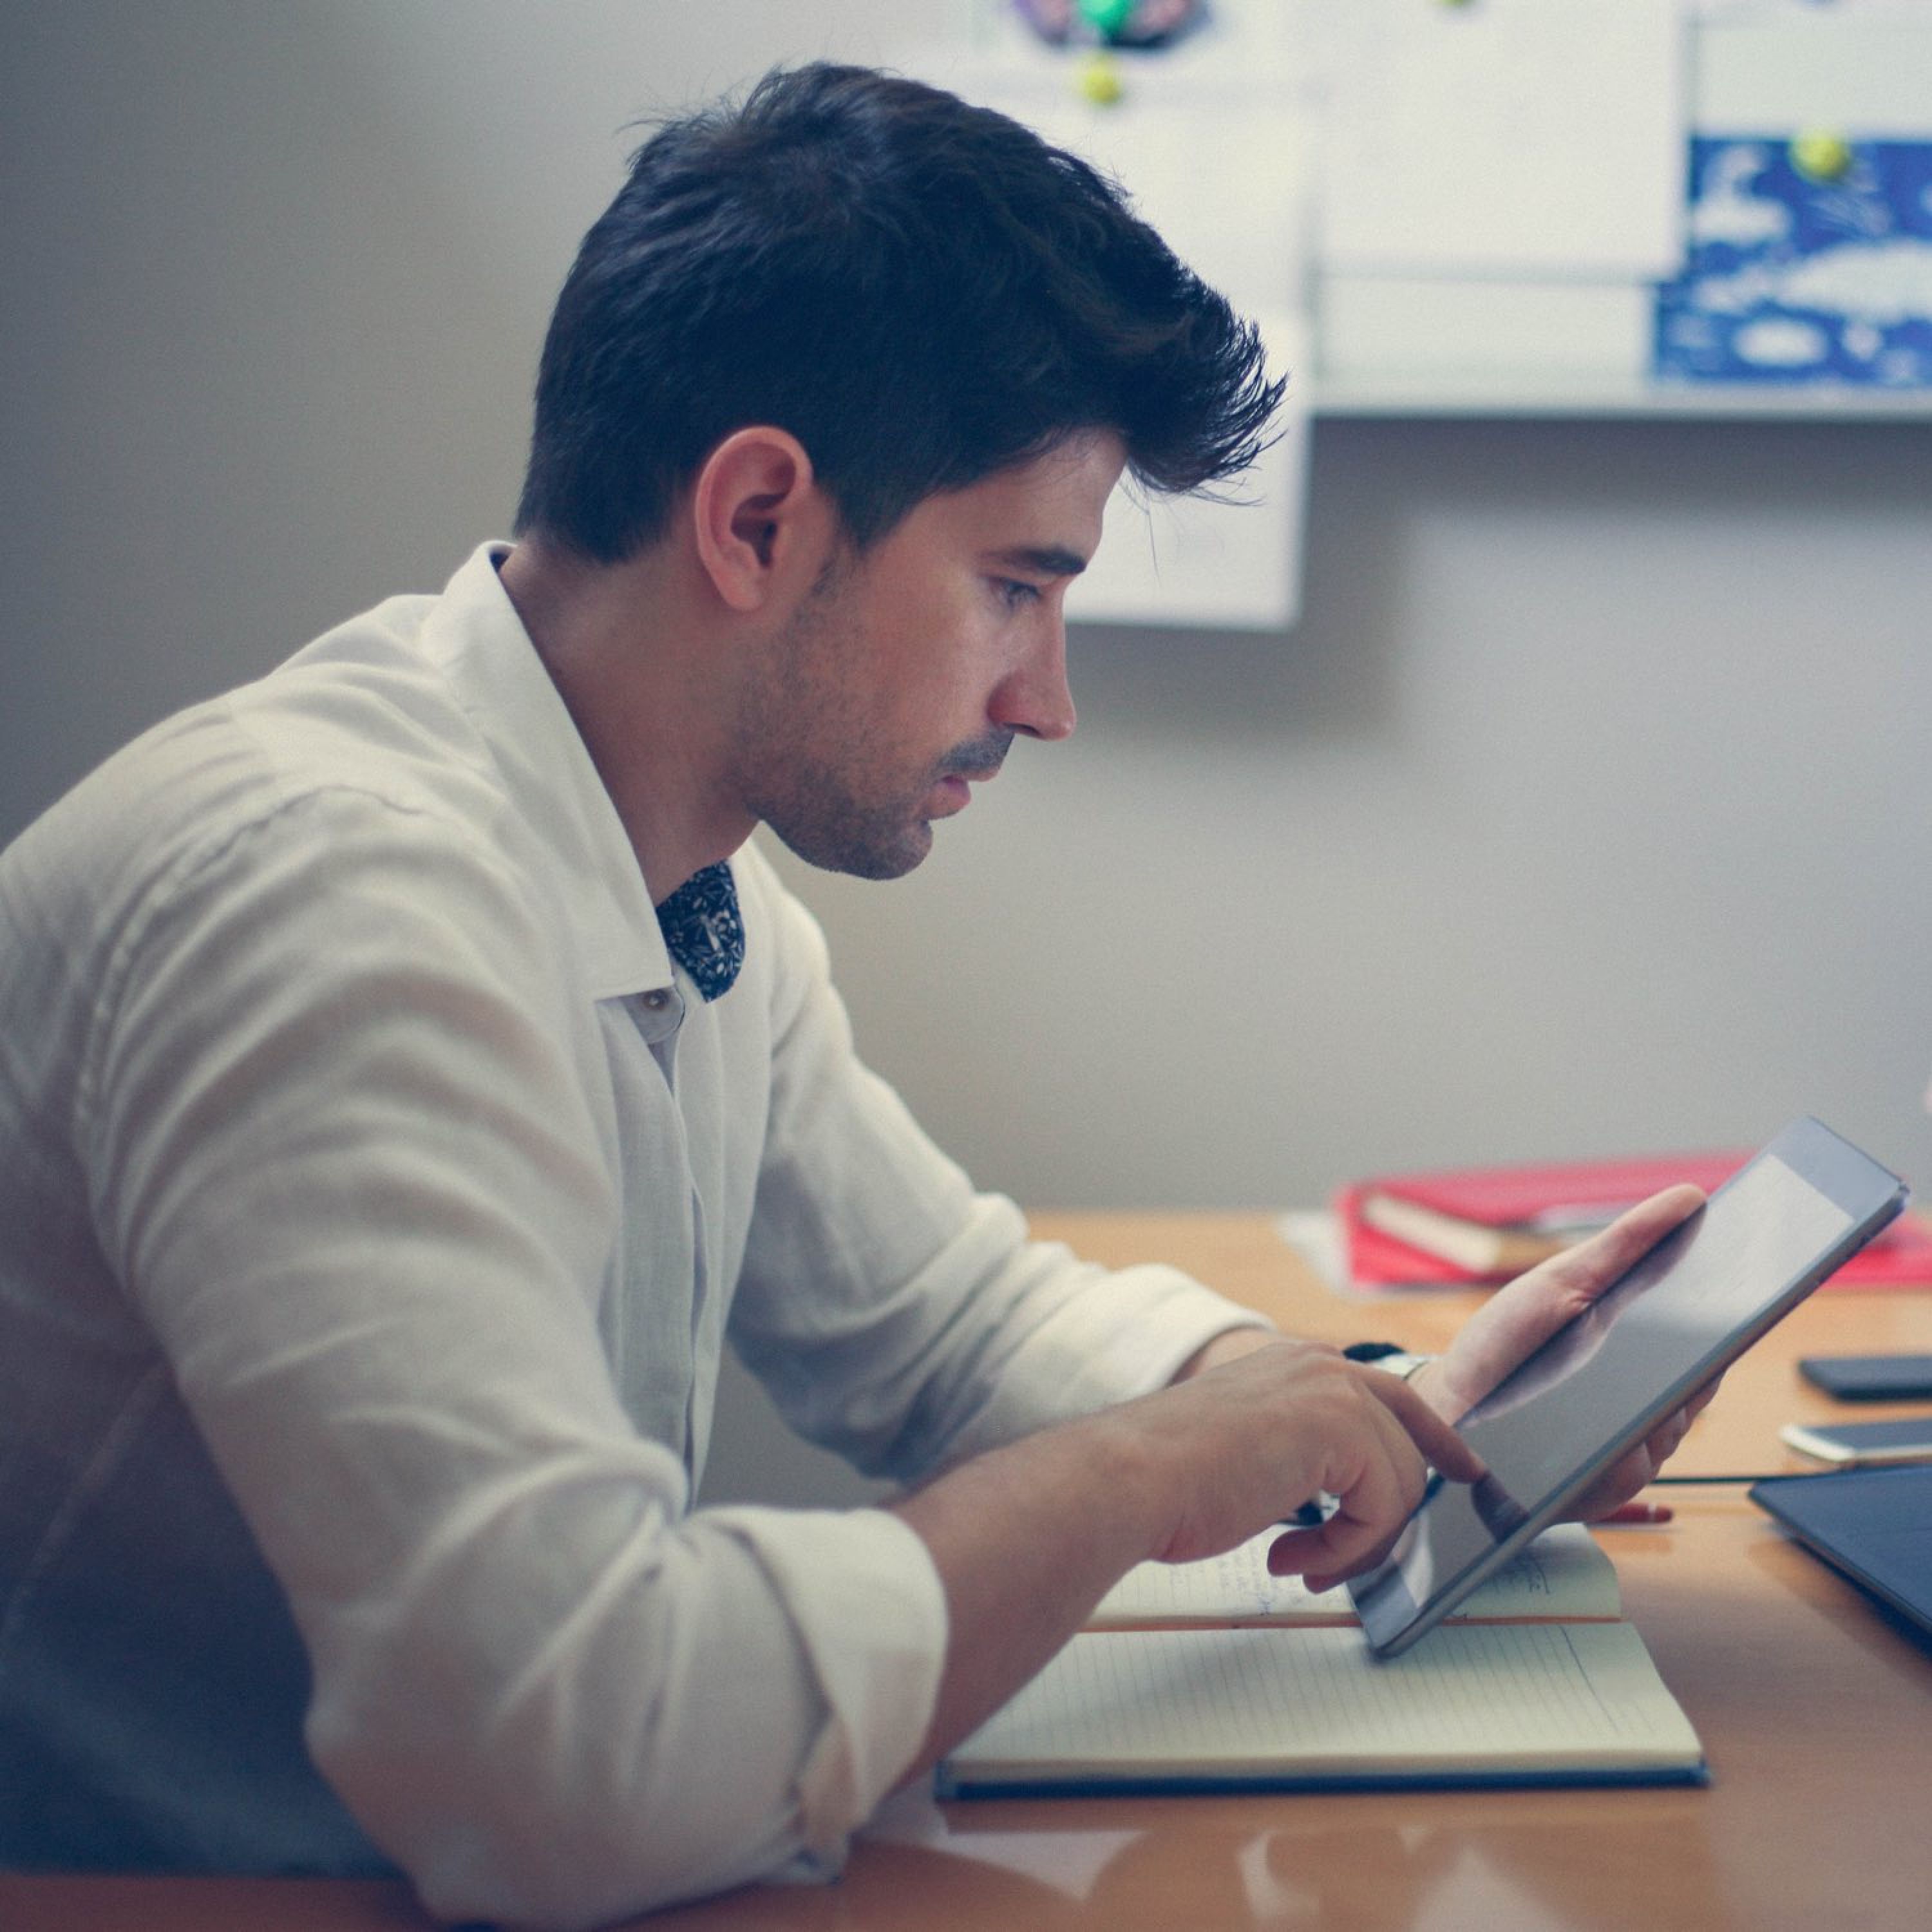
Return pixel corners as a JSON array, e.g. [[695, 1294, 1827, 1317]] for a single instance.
[[1413, 1184, 1713, 1522], [1132, 1339, 1484, 1577]]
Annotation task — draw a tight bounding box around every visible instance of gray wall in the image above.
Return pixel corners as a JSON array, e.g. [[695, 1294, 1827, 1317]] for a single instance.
[[8, 5, 1929, 1510]]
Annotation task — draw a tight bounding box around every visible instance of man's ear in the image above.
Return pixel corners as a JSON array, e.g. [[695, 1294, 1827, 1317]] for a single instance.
[[690, 426, 833, 613]]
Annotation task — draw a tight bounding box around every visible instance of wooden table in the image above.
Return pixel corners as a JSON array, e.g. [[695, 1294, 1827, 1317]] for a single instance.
[[6, 1212, 1931, 1931]]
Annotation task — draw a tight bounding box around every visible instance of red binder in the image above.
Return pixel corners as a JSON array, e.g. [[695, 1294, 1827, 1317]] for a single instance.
[[1337, 1150, 1932, 1291]]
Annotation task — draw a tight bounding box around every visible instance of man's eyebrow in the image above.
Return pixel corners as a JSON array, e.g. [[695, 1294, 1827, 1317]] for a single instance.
[[989, 544, 1089, 578]]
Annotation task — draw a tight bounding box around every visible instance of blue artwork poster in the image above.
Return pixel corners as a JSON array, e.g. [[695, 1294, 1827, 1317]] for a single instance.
[[1654, 136, 1932, 387]]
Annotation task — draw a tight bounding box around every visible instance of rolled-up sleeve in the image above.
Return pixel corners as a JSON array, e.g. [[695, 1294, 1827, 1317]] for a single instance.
[[309, 1504, 945, 1927]]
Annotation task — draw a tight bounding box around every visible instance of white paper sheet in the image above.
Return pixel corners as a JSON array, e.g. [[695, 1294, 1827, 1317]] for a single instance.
[[1314, 0, 1687, 279], [1092, 1519, 1618, 1627]]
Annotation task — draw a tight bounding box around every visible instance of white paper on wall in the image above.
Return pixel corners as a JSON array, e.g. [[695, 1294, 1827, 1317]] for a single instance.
[[1314, 0, 1687, 280], [1072, 310, 1309, 632]]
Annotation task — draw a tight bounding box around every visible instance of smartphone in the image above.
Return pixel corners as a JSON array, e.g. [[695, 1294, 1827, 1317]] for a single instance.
[[1798, 1354, 1932, 1403], [1779, 1416, 1932, 1468]]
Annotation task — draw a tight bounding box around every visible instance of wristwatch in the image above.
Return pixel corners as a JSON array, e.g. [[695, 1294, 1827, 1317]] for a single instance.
[[1343, 1340, 1434, 1383]]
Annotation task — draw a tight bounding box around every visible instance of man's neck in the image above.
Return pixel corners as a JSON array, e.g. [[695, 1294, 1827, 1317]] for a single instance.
[[495, 536, 755, 904]]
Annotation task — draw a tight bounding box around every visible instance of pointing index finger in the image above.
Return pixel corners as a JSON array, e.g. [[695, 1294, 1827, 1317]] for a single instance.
[[1364, 1365, 1486, 1484]]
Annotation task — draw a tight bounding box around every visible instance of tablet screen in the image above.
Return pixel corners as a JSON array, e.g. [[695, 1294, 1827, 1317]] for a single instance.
[[1350, 1119, 1906, 1656]]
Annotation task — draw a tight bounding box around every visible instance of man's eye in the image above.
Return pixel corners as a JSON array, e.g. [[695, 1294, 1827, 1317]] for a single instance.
[[998, 578, 1043, 609]]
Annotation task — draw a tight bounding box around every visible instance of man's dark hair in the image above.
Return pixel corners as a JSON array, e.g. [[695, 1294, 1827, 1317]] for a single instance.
[[515, 62, 1282, 560]]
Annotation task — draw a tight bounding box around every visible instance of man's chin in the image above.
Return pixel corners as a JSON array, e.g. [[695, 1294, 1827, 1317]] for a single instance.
[[769, 816, 933, 882], [840, 822, 934, 882]]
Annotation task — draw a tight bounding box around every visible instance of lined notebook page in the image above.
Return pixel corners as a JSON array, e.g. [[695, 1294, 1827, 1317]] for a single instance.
[[949, 1622, 1700, 1782], [1091, 1521, 1618, 1627]]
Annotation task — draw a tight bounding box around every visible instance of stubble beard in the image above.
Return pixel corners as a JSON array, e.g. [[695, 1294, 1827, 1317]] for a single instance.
[[751, 730, 1013, 882], [758, 762, 937, 881], [735, 569, 1011, 881]]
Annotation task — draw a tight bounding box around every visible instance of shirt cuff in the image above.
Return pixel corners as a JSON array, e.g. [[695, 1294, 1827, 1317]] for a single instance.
[[706, 1504, 948, 1865]]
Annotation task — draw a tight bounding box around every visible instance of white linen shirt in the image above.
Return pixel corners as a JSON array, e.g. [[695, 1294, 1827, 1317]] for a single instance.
[[0, 544, 1260, 1927]]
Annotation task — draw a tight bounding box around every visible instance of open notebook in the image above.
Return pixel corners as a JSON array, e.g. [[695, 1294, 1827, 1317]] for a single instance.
[[938, 1525, 1703, 1797]]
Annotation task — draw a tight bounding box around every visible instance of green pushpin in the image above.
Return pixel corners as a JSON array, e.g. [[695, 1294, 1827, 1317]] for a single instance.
[[1078, 0, 1139, 38]]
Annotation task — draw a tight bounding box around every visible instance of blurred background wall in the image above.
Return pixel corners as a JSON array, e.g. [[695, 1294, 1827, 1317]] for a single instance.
[[6, 3, 1927, 1507]]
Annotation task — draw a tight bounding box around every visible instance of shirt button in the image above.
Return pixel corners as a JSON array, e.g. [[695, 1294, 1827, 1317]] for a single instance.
[[641, 989, 672, 1012]]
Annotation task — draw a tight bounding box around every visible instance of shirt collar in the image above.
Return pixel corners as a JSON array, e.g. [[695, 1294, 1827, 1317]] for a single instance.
[[413, 542, 676, 1001]]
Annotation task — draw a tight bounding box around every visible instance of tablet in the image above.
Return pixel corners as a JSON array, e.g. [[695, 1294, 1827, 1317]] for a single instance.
[[1349, 1117, 1908, 1658]]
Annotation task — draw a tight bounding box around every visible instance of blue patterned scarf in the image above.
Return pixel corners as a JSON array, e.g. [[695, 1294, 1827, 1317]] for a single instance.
[[654, 862, 744, 1001]]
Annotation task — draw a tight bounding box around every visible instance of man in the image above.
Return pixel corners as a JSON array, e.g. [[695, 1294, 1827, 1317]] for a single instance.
[[0, 64, 1704, 1927]]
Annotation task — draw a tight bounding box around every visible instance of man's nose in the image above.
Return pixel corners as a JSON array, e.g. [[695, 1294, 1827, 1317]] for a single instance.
[[990, 621, 1075, 742]]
